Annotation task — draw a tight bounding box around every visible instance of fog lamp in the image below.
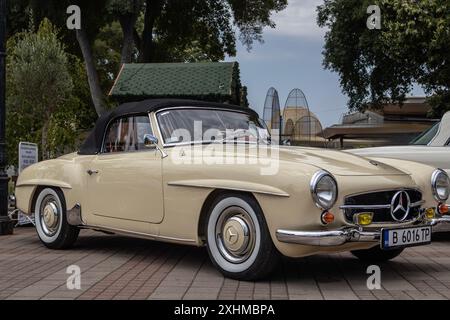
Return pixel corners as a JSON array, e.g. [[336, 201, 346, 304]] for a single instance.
[[354, 212, 373, 226], [425, 207, 435, 219], [321, 211, 335, 224], [438, 203, 449, 215]]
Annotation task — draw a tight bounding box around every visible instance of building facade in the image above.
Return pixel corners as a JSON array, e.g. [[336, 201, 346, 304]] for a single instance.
[[321, 97, 438, 149]]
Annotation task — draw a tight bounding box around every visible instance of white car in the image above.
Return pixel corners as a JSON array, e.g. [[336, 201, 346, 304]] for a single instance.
[[347, 111, 450, 231], [347, 111, 450, 176]]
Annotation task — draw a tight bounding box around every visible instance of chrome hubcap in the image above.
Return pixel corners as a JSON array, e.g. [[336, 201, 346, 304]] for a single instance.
[[40, 196, 60, 237], [216, 206, 256, 263]]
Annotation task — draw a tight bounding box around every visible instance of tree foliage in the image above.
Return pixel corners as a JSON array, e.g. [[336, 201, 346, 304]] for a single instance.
[[317, 0, 450, 117], [8, 0, 287, 116], [4, 1, 287, 164], [6, 19, 96, 167], [106, 0, 288, 62]]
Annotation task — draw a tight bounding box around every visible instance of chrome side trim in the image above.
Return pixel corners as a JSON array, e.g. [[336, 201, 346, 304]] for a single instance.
[[80, 225, 198, 245], [167, 182, 290, 197], [93, 213, 152, 224], [67, 204, 84, 226], [16, 180, 73, 189]]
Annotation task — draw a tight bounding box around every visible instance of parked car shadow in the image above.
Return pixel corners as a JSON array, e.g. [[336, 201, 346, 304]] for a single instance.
[[432, 232, 450, 241], [71, 229, 421, 285]]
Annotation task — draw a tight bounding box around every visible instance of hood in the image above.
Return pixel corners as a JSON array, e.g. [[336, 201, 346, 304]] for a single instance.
[[277, 146, 408, 176], [60, 146, 408, 177]]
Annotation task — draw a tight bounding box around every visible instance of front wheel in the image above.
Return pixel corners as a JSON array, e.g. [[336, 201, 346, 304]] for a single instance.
[[205, 194, 279, 280], [35, 188, 79, 249], [351, 246, 404, 262]]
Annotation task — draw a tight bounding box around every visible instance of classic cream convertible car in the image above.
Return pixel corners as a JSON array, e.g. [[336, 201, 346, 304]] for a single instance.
[[14, 99, 450, 280]]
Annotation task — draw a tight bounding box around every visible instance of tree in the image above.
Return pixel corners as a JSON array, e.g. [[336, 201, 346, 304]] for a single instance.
[[6, 19, 95, 165], [7, 19, 73, 160], [317, 0, 450, 117], [46, 54, 97, 158], [6, 0, 112, 116], [7, 1, 287, 117], [75, 0, 287, 116]]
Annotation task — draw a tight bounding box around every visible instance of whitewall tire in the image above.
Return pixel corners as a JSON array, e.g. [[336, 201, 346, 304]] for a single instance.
[[205, 193, 279, 280], [35, 188, 79, 249]]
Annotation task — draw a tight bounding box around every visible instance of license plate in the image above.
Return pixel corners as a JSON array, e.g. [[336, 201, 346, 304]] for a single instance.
[[381, 226, 431, 249]]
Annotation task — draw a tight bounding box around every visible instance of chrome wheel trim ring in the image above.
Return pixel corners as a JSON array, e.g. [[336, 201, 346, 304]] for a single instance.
[[215, 206, 256, 263], [40, 196, 60, 237]]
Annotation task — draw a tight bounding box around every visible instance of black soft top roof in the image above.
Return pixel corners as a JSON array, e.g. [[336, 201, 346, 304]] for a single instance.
[[78, 99, 257, 155]]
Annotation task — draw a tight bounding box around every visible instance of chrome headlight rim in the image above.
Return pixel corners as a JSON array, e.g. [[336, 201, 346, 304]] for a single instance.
[[431, 169, 450, 202], [310, 170, 338, 210]]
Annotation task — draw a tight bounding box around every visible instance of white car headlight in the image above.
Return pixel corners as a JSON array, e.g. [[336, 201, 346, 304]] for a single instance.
[[310, 170, 338, 210], [431, 169, 450, 202]]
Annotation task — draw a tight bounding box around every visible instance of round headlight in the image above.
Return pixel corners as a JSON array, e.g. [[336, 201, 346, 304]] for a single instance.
[[310, 170, 338, 210], [431, 169, 450, 202]]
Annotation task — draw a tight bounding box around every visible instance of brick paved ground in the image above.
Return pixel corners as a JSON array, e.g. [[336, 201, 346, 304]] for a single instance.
[[1, 227, 450, 300]]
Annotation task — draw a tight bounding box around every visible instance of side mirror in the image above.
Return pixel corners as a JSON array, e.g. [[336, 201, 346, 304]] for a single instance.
[[143, 134, 158, 147], [143, 134, 168, 158]]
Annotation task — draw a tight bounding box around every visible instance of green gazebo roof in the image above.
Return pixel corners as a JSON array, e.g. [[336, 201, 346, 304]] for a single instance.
[[109, 62, 243, 105]]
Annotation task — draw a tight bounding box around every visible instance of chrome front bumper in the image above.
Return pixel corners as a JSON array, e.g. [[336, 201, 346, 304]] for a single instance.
[[276, 216, 450, 247], [430, 215, 450, 232]]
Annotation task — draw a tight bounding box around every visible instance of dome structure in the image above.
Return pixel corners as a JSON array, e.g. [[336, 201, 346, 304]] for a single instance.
[[262, 87, 281, 131], [282, 89, 323, 144]]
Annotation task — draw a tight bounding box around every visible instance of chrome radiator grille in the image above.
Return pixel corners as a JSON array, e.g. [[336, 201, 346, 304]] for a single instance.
[[341, 189, 423, 223]]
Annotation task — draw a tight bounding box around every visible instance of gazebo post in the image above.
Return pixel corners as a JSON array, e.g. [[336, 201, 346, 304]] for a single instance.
[[0, 0, 13, 235]]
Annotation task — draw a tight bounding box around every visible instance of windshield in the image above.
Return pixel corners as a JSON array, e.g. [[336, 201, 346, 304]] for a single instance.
[[410, 122, 440, 145], [156, 108, 271, 145]]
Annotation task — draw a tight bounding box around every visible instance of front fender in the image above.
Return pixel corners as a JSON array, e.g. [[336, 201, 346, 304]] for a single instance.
[[15, 157, 85, 214], [369, 157, 440, 207]]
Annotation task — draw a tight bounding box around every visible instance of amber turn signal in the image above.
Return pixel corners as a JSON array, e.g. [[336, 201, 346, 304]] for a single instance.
[[425, 207, 436, 219], [438, 203, 449, 215], [321, 211, 335, 224], [354, 212, 373, 226]]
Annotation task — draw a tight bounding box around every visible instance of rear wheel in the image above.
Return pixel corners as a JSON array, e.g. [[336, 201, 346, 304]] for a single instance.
[[351, 246, 404, 262], [205, 193, 279, 280], [34, 188, 79, 249]]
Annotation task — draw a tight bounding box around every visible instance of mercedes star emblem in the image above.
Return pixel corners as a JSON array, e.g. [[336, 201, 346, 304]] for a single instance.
[[390, 190, 411, 221]]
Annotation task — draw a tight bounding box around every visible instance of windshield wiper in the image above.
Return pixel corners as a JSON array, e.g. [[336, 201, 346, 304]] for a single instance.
[[214, 129, 252, 144]]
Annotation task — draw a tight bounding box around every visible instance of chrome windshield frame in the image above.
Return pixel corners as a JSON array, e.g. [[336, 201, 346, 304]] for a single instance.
[[153, 106, 271, 148]]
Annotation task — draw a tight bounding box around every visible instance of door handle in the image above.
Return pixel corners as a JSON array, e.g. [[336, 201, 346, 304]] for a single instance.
[[87, 169, 99, 175]]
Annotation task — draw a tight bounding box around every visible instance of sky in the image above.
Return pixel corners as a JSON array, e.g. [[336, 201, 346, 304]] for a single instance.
[[224, 0, 423, 128]]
